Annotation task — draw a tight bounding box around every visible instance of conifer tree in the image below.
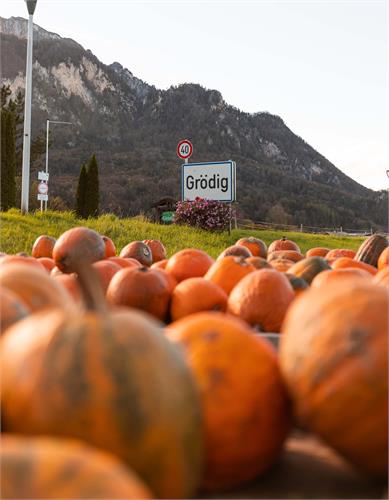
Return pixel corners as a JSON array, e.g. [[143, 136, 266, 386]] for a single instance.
[[75, 164, 87, 218], [85, 154, 99, 217], [1, 108, 16, 211]]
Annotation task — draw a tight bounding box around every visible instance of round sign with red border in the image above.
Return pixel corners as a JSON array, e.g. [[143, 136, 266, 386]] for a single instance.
[[38, 182, 48, 195], [177, 139, 193, 160]]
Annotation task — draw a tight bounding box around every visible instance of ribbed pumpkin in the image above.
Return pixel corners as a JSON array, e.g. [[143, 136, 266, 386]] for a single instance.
[[270, 258, 294, 273], [0, 264, 203, 499], [355, 234, 388, 268], [268, 237, 301, 254], [166, 312, 290, 490], [1, 435, 153, 499], [288, 257, 331, 284], [0, 264, 76, 313], [31, 235, 56, 259], [325, 248, 356, 261], [280, 281, 388, 477], [0, 288, 30, 335], [245, 256, 272, 270], [235, 237, 267, 258]]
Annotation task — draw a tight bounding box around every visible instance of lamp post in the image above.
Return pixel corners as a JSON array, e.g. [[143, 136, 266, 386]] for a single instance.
[[21, 0, 38, 214], [44, 119, 73, 210]]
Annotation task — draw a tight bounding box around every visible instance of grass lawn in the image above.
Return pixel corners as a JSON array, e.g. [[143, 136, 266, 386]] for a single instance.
[[0, 209, 365, 258]]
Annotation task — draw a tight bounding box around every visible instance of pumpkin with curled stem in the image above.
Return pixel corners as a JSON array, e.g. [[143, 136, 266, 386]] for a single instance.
[[268, 237, 301, 254], [0, 262, 203, 499]]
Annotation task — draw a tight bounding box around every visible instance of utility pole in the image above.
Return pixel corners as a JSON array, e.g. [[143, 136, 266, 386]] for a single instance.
[[21, 0, 38, 214]]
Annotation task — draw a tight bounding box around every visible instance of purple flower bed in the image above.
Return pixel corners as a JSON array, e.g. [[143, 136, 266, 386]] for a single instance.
[[174, 197, 230, 231]]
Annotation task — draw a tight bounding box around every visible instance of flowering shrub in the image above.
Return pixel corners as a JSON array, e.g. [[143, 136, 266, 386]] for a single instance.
[[174, 197, 231, 231]]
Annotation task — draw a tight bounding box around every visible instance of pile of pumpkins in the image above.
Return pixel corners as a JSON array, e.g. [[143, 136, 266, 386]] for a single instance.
[[0, 228, 388, 499]]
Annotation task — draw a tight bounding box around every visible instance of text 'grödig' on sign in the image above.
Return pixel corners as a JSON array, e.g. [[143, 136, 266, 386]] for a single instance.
[[181, 161, 236, 202]]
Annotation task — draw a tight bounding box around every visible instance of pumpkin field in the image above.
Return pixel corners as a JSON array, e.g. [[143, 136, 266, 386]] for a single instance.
[[0, 209, 388, 499]]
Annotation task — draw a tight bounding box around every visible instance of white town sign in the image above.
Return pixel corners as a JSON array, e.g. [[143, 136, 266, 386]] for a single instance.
[[181, 161, 236, 202]]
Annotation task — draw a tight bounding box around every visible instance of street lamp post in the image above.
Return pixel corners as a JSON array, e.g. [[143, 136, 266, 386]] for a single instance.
[[44, 119, 73, 210], [21, 0, 38, 214]]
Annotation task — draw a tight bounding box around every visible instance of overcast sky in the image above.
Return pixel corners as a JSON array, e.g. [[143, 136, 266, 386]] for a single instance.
[[2, 0, 388, 191]]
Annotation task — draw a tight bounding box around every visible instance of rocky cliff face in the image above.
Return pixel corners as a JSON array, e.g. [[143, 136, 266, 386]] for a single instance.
[[1, 16, 385, 228]]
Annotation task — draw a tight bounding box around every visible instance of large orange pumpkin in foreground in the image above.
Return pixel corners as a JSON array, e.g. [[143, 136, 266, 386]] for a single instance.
[[280, 281, 388, 477], [0, 264, 203, 499], [166, 312, 290, 490], [1, 435, 152, 499], [166, 249, 214, 282], [228, 269, 294, 332]]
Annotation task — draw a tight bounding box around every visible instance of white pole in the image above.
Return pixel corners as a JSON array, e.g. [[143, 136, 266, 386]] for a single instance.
[[21, 13, 34, 214], [44, 119, 49, 211]]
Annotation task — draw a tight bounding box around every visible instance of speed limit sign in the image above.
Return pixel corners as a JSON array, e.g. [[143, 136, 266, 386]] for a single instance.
[[177, 139, 193, 160]]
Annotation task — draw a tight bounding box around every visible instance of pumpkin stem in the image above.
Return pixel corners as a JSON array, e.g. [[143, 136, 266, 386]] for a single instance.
[[73, 260, 107, 313]]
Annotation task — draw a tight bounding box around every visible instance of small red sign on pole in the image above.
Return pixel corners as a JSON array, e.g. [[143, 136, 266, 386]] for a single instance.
[[177, 139, 193, 161]]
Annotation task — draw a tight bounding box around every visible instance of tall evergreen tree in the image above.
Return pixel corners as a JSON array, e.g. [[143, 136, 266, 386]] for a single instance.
[[85, 154, 99, 217], [75, 164, 87, 218], [1, 108, 16, 211]]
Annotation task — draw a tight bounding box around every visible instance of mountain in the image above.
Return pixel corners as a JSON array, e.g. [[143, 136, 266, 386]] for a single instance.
[[1, 16, 386, 229]]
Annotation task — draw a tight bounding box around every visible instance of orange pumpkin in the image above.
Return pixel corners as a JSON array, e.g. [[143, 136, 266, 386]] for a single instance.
[[166, 249, 214, 283], [166, 312, 290, 490], [0, 264, 203, 499], [217, 245, 252, 260], [378, 247, 389, 270], [0, 264, 75, 313], [227, 269, 294, 332], [92, 260, 122, 294], [311, 268, 371, 288], [54, 274, 83, 305], [119, 241, 153, 266], [245, 256, 272, 270], [374, 266, 389, 286], [102, 235, 117, 258], [143, 239, 167, 263], [53, 227, 105, 273], [108, 256, 141, 269], [37, 257, 56, 272], [0, 288, 30, 335], [280, 281, 388, 477], [1, 435, 153, 499], [204, 256, 256, 295], [268, 251, 304, 263], [150, 259, 168, 270], [235, 237, 267, 258], [331, 257, 377, 275], [306, 247, 330, 258], [270, 259, 294, 273], [107, 266, 170, 321], [31, 235, 56, 259], [325, 248, 356, 261], [268, 237, 301, 254], [170, 278, 227, 321], [0, 255, 45, 270]]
